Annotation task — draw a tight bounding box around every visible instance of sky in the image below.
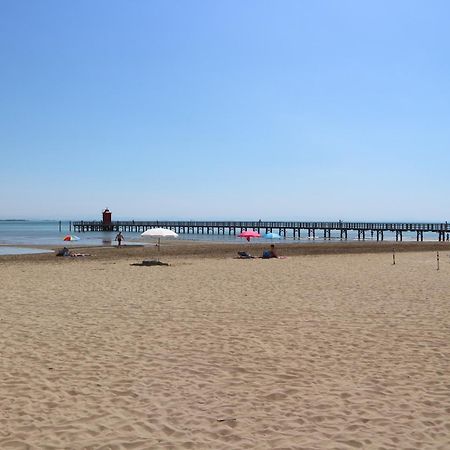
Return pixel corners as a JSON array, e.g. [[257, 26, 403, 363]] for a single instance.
[[1, 0, 449, 221]]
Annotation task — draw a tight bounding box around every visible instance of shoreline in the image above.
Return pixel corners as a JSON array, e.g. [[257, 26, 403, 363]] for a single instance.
[[1, 240, 450, 263]]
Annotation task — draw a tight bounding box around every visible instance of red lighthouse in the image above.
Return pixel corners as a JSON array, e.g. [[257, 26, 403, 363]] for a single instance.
[[102, 208, 112, 225]]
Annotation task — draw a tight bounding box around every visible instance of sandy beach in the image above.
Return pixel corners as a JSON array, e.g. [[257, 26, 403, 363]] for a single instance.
[[1, 243, 450, 449]]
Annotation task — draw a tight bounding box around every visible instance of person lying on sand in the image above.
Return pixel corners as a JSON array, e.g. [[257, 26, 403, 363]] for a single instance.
[[237, 251, 255, 259], [56, 247, 90, 257]]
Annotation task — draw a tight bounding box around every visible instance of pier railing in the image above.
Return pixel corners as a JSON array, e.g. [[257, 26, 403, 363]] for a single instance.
[[72, 220, 450, 241]]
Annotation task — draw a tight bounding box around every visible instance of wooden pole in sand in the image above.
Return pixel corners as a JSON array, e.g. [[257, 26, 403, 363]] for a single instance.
[[392, 247, 396, 265], [437, 251, 440, 271]]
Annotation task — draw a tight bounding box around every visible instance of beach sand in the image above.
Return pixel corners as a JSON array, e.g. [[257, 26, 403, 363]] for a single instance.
[[1, 245, 449, 449]]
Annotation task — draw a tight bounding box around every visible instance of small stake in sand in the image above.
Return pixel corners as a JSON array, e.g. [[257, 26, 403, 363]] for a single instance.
[[437, 251, 440, 271], [392, 247, 396, 265]]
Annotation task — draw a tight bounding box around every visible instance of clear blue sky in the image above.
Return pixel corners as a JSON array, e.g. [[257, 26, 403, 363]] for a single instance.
[[1, 1, 449, 221]]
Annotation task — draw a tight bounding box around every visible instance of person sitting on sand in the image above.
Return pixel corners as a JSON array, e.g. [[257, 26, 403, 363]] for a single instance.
[[56, 247, 71, 257], [262, 244, 278, 259]]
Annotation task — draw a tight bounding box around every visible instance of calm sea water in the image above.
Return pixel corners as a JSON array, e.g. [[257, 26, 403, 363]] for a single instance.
[[0, 220, 243, 247], [0, 220, 439, 252]]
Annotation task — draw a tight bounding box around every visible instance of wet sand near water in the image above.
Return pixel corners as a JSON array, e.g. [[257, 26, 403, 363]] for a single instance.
[[2, 239, 450, 263]]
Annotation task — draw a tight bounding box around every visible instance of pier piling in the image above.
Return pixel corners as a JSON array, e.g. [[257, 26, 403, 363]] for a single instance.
[[72, 220, 450, 242]]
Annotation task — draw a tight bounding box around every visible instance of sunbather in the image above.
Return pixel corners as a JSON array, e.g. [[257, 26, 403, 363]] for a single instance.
[[237, 251, 254, 259], [56, 247, 70, 257], [262, 244, 278, 259]]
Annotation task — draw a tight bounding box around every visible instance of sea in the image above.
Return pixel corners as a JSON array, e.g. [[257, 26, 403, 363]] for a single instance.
[[0, 219, 440, 256], [0, 220, 250, 255]]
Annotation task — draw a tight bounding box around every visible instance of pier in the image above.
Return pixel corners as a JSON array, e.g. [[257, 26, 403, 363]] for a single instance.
[[72, 221, 450, 242]]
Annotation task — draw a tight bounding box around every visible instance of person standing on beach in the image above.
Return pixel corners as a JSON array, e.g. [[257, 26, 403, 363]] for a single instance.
[[115, 231, 124, 247]]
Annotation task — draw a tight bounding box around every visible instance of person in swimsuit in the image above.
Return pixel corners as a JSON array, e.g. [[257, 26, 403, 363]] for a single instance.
[[115, 231, 124, 247]]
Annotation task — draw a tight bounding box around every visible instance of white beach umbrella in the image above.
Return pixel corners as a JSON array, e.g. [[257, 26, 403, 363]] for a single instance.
[[141, 228, 178, 252]]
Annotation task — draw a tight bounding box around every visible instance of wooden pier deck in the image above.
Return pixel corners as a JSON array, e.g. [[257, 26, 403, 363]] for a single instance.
[[72, 221, 450, 242]]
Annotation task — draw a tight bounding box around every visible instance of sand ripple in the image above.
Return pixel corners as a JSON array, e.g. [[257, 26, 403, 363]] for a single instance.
[[0, 252, 449, 449]]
